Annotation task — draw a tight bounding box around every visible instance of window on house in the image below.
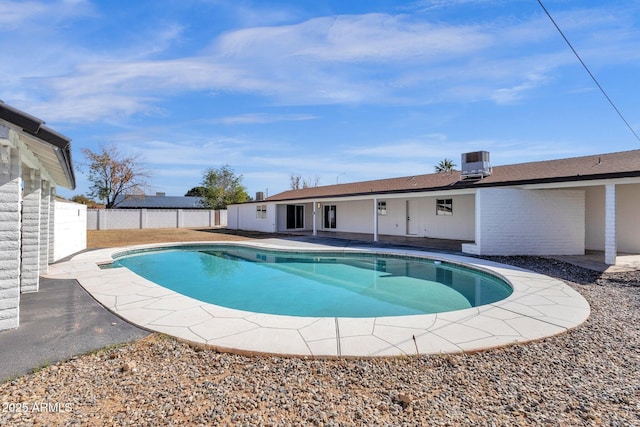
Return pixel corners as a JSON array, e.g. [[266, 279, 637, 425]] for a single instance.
[[256, 205, 267, 219], [436, 199, 453, 216], [377, 200, 387, 215]]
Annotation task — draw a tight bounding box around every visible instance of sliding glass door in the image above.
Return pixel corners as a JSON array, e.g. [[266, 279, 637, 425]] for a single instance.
[[324, 205, 336, 229], [286, 205, 304, 229]]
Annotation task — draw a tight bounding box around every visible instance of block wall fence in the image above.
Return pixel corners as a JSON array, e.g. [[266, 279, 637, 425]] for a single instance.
[[87, 209, 228, 230]]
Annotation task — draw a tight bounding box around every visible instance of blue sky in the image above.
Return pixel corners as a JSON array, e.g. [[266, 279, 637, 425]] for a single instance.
[[2, 0, 639, 199]]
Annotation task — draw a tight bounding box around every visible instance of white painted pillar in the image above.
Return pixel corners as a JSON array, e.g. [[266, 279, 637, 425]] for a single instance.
[[97, 208, 106, 231], [312, 201, 317, 236], [0, 146, 22, 330], [48, 187, 56, 264], [373, 197, 379, 242], [604, 184, 617, 265], [39, 181, 51, 273], [140, 208, 147, 229], [177, 209, 184, 228], [21, 167, 41, 293]]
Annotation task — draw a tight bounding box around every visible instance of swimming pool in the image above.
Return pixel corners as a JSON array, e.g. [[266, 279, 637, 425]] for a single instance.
[[112, 245, 512, 317], [48, 240, 591, 356]]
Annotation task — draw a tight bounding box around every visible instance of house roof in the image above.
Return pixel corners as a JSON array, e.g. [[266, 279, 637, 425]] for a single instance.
[[265, 149, 640, 202], [115, 195, 205, 209], [0, 101, 76, 189]]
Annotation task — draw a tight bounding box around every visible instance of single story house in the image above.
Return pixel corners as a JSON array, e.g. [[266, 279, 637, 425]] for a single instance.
[[114, 192, 205, 209], [0, 101, 76, 330], [228, 149, 640, 265]]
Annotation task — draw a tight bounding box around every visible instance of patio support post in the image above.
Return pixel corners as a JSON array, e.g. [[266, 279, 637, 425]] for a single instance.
[[48, 187, 56, 264], [39, 181, 51, 273], [0, 146, 22, 330], [21, 167, 42, 293], [604, 184, 617, 265], [312, 201, 317, 236], [373, 197, 379, 242]]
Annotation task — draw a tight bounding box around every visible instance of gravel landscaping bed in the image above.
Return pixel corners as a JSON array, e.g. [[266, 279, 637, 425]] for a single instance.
[[1, 257, 638, 426]]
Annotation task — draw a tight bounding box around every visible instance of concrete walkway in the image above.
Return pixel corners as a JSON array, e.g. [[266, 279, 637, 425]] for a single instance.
[[0, 277, 149, 383]]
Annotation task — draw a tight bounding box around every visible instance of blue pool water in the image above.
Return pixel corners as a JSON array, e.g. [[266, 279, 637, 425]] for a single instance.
[[112, 246, 512, 318]]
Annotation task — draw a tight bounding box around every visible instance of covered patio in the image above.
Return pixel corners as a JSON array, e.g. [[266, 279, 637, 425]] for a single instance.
[[0, 101, 76, 331]]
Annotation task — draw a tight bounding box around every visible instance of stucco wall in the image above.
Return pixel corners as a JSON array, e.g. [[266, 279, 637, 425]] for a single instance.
[[617, 183, 640, 253], [53, 200, 87, 261], [584, 186, 604, 251], [321, 200, 373, 233], [583, 184, 640, 253], [376, 195, 475, 240], [468, 188, 585, 256], [228, 203, 277, 232]]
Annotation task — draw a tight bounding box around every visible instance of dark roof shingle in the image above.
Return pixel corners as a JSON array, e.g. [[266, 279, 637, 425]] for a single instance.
[[266, 149, 640, 202]]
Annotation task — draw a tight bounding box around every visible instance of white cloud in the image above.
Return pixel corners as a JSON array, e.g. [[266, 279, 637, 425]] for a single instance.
[[214, 14, 492, 63], [4, 3, 639, 124], [0, 0, 93, 27], [214, 113, 318, 125]]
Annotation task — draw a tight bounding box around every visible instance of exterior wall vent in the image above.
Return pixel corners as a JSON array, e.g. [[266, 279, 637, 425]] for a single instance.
[[460, 151, 492, 180], [255, 191, 265, 201]]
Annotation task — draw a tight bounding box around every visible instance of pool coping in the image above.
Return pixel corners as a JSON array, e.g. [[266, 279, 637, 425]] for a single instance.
[[44, 239, 591, 357]]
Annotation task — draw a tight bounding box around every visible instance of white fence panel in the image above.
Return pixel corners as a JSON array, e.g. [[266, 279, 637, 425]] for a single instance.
[[146, 209, 179, 228], [54, 201, 87, 261], [87, 209, 227, 230], [183, 210, 213, 227]]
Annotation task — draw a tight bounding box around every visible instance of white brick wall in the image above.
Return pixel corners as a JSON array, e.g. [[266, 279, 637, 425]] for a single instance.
[[604, 184, 616, 265], [53, 200, 87, 261], [39, 182, 51, 273], [20, 168, 41, 293], [467, 188, 585, 256], [0, 147, 21, 330]]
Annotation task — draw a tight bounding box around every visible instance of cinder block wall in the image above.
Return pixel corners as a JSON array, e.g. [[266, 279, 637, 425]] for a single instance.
[[472, 188, 585, 256], [0, 148, 21, 329], [87, 208, 227, 230]]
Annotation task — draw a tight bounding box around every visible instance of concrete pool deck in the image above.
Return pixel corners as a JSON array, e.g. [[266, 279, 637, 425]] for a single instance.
[[44, 239, 591, 357]]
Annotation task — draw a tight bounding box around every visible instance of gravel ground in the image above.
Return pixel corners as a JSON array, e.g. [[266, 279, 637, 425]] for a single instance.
[[1, 257, 638, 426]]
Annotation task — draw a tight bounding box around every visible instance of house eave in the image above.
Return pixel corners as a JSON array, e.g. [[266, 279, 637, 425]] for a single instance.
[[0, 101, 76, 190], [233, 171, 640, 206]]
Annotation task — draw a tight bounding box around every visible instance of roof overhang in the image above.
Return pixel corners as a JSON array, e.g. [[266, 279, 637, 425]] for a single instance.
[[0, 101, 76, 190]]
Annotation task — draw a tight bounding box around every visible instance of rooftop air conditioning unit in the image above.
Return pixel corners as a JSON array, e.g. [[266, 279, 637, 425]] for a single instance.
[[460, 151, 492, 180], [255, 191, 265, 201]]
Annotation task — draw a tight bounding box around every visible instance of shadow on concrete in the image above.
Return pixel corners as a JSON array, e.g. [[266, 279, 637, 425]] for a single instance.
[[0, 277, 149, 383]]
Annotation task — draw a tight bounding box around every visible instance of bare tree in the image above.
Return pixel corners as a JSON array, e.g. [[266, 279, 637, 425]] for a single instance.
[[82, 145, 151, 208], [289, 173, 303, 190], [304, 175, 321, 188], [290, 173, 320, 189]]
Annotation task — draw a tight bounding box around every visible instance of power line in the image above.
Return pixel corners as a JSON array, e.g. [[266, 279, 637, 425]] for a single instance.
[[537, 0, 640, 143]]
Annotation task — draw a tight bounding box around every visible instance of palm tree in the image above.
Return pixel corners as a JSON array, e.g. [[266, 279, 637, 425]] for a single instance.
[[434, 158, 457, 173]]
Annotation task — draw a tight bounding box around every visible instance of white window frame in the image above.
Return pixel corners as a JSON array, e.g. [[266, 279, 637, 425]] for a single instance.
[[256, 204, 267, 219], [436, 198, 453, 216], [377, 200, 387, 216]]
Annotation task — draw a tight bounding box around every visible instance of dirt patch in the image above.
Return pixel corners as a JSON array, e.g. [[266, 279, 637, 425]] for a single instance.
[[85, 227, 284, 249]]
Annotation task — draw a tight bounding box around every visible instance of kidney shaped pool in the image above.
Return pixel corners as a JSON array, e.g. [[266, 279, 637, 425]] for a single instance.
[[111, 245, 513, 318]]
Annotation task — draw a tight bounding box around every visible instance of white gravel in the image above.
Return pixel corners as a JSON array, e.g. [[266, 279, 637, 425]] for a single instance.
[[1, 256, 638, 426]]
